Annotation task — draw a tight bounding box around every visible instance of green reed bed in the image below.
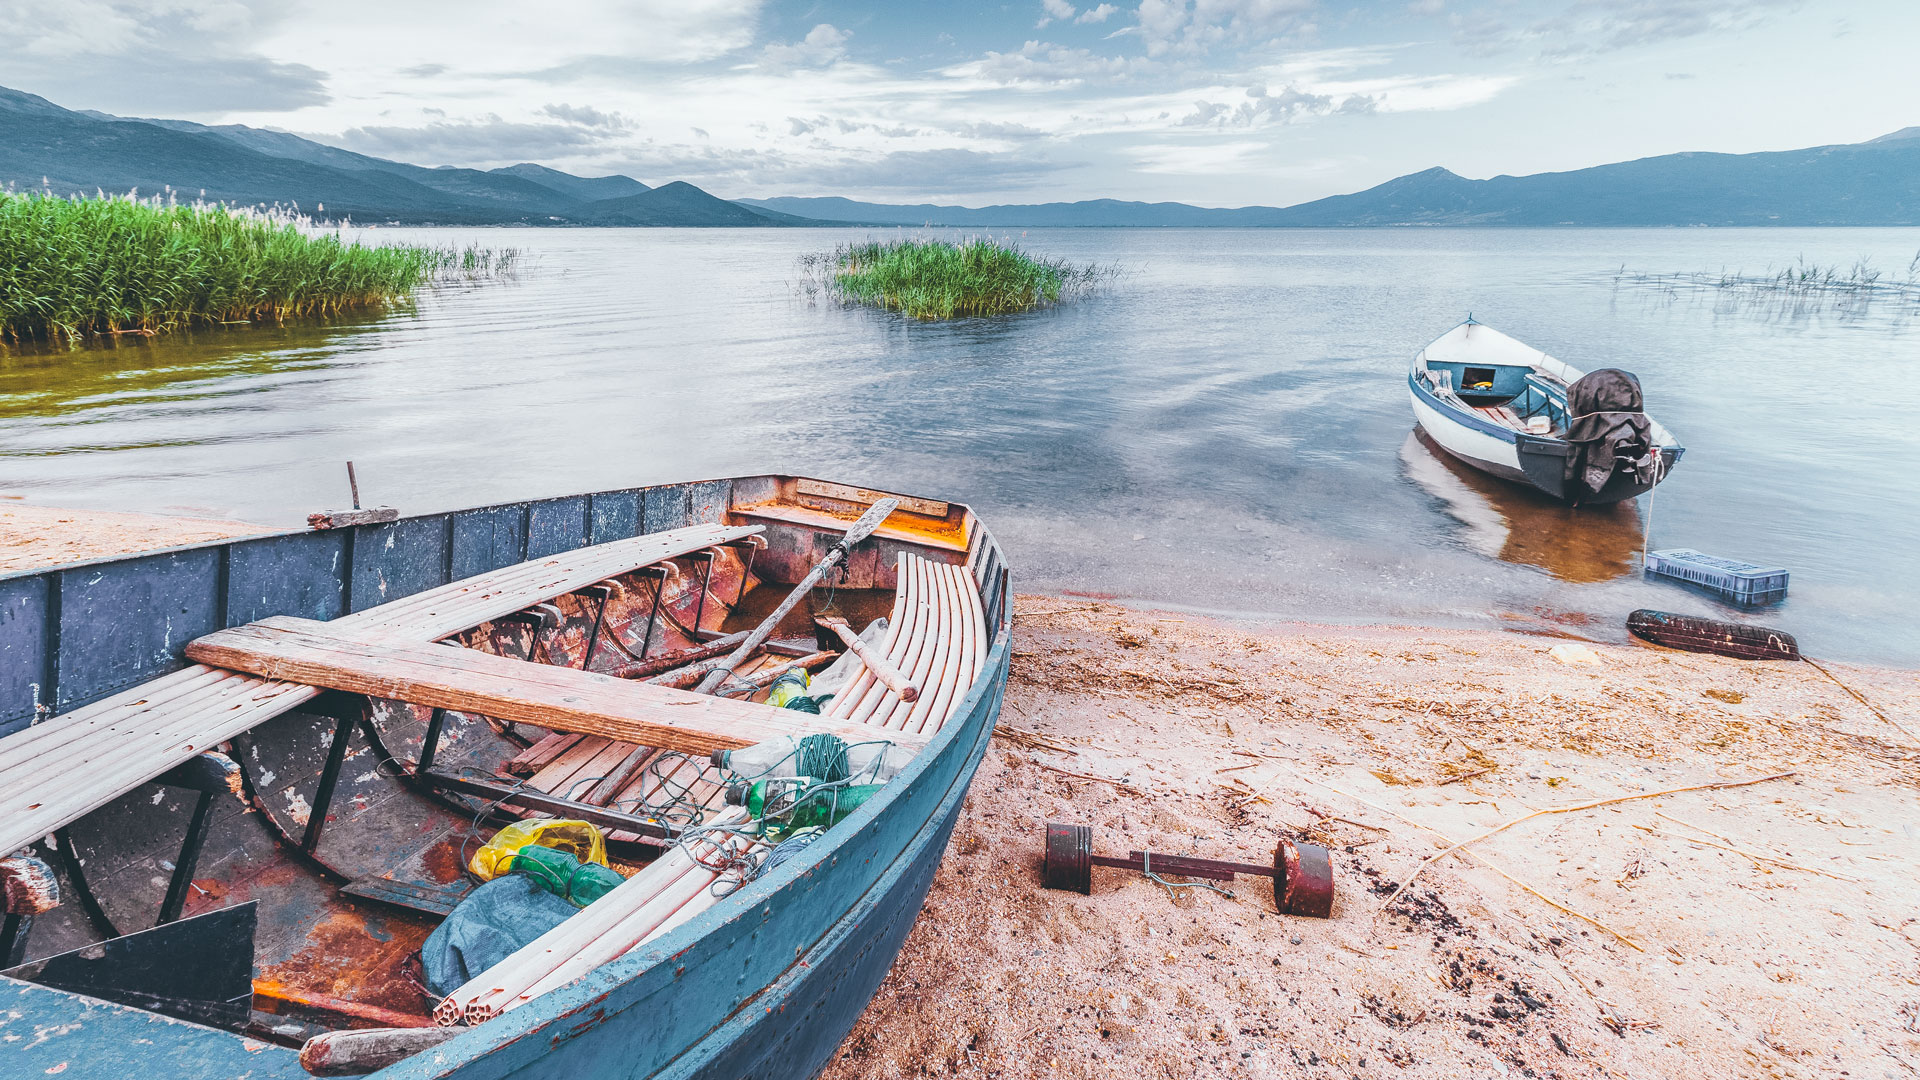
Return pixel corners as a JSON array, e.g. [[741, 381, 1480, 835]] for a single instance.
[[801, 237, 1110, 320], [0, 190, 516, 345]]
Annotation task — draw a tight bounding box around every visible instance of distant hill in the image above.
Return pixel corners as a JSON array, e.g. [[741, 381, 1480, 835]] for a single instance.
[[578, 182, 823, 226], [0, 84, 809, 227], [493, 163, 649, 203], [8, 83, 1916, 226], [745, 132, 1920, 227]]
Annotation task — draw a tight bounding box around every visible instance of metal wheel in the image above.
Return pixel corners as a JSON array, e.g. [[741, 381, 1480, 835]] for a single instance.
[[1041, 822, 1092, 894]]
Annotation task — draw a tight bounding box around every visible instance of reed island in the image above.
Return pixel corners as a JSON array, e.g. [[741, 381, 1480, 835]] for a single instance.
[[803, 237, 1109, 320]]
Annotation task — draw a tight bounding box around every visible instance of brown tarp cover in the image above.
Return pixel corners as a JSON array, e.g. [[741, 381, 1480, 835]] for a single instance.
[[1564, 368, 1657, 498]]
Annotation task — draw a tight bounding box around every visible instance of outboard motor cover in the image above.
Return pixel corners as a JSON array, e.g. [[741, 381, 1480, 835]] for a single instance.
[[1564, 368, 1656, 499]]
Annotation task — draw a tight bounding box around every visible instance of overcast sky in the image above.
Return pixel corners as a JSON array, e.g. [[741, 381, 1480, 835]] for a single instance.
[[4, 1, 1914, 206]]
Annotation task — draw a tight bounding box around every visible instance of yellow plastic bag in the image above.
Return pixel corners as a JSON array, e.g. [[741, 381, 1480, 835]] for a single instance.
[[468, 819, 608, 881]]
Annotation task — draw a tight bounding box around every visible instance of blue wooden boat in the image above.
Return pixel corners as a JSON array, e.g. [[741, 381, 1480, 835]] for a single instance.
[[0, 474, 1011, 1079], [1408, 318, 1684, 504]]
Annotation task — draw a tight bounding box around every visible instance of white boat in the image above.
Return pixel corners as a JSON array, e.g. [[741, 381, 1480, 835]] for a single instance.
[[1407, 317, 1683, 504]]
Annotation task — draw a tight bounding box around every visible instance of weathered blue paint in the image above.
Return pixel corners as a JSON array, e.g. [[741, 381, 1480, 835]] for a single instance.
[[0, 476, 1012, 1080], [0, 480, 736, 736], [526, 498, 590, 560], [0, 976, 307, 1079], [226, 530, 350, 626], [350, 515, 454, 613], [451, 507, 528, 581], [587, 492, 642, 546], [54, 546, 225, 711], [0, 574, 51, 731]]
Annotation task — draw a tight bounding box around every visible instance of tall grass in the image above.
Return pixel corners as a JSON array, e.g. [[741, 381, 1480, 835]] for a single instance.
[[799, 237, 1111, 320], [0, 189, 517, 345], [1615, 252, 1920, 318]]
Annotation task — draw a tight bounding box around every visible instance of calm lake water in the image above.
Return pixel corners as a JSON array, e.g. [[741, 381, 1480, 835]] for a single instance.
[[4, 228, 1918, 665]]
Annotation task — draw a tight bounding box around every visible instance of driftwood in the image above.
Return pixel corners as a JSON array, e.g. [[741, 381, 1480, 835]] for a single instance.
[[605, 630, 750, 680], [306, 507, 400, 530], [300, 1027, 458, 1076]]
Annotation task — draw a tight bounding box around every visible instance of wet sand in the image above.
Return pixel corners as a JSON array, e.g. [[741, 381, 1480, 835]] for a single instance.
[[0, 502, 263, 572], [11, 509, 1918, 1077], [823, 595, 1920, 1080]]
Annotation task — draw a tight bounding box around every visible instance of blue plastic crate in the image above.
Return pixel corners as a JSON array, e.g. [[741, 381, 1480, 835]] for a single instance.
[[1646, 549, 1789, 605]]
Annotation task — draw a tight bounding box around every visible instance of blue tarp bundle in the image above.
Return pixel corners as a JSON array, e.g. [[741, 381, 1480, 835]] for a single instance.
[[421, 875, 580, 996]]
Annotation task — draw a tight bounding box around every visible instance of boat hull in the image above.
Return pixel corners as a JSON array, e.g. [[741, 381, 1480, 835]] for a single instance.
[[1408, 375, 1669, 505], [0, 475, 1013, 1080]]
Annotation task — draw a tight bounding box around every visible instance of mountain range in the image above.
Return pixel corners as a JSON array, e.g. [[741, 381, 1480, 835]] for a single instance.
[[4, 84, 1916, 227]]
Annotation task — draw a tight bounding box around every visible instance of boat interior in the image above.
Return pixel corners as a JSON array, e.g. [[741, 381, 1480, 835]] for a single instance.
[[0, 477, 994, 1053], [1416, 359, 1572, 437]]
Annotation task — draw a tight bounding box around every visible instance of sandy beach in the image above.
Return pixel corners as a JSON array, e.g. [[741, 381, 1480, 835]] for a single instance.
[[822, 596, 1920, 1080], [0, 501, 263, 571], [7, 508, 1916, 1078]]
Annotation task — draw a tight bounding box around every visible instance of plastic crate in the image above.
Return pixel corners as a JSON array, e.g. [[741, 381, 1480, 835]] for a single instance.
[[1645, 549, 1789, 605]]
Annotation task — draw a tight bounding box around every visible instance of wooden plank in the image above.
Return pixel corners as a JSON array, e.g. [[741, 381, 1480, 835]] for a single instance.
[[730, 503, 968, 553], [502, 732, 580, 777], [791, 479, 949, 518], [528, 736, 615, 795], [307, 507, 400, 530], [339, 524, 761, 641], [185, 618, 928, 759]]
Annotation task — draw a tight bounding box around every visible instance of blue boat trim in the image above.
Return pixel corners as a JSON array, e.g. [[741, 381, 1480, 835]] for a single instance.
[[1407, 372, 1520, 443]]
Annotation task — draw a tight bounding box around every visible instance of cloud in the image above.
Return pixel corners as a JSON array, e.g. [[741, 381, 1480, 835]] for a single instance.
[[336, 115, 617, 165], [1036, 0, 1075, 28], [1131, 139, 1268, 174], [540, 103, 632, 130], [1172, 82, 1377, 128], [0, 0, 329, 114], [953, 40, 1157, 86], [1455, 0, 1797, 60], [1135, 0, 1319, 58], [1077, 4, 1119, 23], [761, 23, 850, 68]]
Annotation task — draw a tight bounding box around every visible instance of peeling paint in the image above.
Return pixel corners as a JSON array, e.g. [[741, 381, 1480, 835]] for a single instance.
[[282, 791, 312, 828]]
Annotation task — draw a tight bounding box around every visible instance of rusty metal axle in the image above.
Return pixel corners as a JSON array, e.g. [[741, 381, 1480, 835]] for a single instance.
[[1041, 822, 1334, 918]]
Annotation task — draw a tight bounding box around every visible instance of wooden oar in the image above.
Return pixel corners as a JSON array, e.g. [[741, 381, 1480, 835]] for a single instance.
[[694, 498, 899, 696], [815, 615, 919, 702]]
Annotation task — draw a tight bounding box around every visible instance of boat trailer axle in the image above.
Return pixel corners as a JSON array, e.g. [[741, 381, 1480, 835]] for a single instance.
[[1041, 822, 1334, 918]]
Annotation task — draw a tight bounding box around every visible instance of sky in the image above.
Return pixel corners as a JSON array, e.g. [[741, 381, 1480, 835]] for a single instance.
[[2, 1, 1916, 207]]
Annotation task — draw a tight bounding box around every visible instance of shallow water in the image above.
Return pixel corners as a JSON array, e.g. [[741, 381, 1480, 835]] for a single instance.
[[3, 227, 1918, 664]]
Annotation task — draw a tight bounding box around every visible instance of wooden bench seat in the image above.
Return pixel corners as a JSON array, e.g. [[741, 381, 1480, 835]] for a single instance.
[[0, 523, 761, 858], [184, 617, 925, 760], [826, 553, 986, 737]]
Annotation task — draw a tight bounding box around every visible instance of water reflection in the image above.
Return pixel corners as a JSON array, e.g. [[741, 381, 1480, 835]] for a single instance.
[[1400, 430, 1645, 583]]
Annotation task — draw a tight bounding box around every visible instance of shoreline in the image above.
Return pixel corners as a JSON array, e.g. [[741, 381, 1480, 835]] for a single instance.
[[0, 501, 266, 572], [5, 504, 1918, 1074]]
